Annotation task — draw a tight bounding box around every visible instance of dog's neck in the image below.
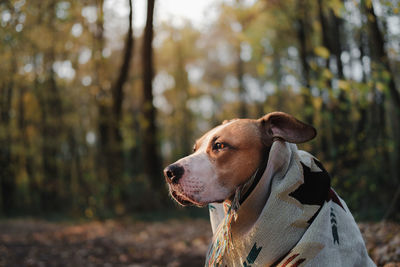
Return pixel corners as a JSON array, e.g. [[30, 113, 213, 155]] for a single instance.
[[240, 148, 270, 205], [224, 147, 270, 208]]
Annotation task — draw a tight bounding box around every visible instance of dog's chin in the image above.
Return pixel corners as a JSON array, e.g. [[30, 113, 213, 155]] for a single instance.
[[170, 189, 207, 207]]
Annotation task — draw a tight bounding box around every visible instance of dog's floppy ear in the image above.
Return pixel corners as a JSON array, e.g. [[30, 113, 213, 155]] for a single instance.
[[258, 112, 316, 144]]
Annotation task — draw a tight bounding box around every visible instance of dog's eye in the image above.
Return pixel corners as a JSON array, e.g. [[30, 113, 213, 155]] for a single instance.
[[213, 142, 226, 151]]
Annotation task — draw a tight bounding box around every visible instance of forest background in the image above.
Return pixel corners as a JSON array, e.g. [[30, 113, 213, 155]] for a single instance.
[[0, 0, 400, 223]]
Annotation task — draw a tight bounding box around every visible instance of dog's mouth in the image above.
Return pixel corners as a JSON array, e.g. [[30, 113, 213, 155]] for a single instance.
[[170, 188, 206, 207], [171, 190, 193, 206]]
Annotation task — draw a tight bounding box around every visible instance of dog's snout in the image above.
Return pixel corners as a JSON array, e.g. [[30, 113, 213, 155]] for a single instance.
[[164, 164, 184, 184]]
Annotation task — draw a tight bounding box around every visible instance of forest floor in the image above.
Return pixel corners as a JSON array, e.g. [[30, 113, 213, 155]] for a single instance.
[[0, 218, 399, 267]]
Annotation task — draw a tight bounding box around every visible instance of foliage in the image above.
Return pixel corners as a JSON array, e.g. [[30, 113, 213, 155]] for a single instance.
[[0, 0, 399, 220]]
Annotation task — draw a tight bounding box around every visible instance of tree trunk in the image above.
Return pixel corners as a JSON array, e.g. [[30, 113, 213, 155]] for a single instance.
[[142, 0, 163, 194], [273, 52, 284, 110], [0, 57, 16, 215], [40, 49, 64, 212], [93, 0, 133, 211], [106, 0, 135, 207], [365, 3, 400, 107], [317, 0, 331, 54], [112, 0, 134, 125], [17, 85, 36, 211], [329, 9, 344, 79], [326, 1, 351, 172], [364, 2, 400, 219], [91, 0, 110, 214], [237, 43, 247, 118], [174, 39, 192, 157], [296, 0, 313, 125]]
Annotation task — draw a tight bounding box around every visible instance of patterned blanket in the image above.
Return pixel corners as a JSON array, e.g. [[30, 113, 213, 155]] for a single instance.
[[206, 141, 375, 267]]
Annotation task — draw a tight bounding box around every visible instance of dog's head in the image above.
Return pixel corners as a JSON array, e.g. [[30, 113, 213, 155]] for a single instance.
[[163, 112, 316, 207]]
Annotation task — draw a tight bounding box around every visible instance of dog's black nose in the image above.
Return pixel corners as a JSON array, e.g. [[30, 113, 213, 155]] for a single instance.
[[164, 164, 184, 184]]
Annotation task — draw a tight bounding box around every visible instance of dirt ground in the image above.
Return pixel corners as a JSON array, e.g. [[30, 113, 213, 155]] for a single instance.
[[0, 219, 399, 267]]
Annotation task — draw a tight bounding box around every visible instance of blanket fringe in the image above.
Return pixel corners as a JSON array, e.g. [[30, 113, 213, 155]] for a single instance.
[[206, 187, 241, 267]]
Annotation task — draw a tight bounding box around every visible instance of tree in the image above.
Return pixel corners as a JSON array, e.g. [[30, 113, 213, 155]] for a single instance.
[[142, 0, 164, 196], [0, 54, 16, 215], [93, 0, 135, 212], [363, 0, 400, 219], [296, 0, 313, 125]]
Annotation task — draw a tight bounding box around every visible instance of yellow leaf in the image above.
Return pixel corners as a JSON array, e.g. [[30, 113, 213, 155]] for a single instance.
[[256, 63, 265, 76], [376, 82, 385, 92], [85, 208, 94, 218], [313, 97, 323, 110], [338, 80, 350, 91], [328, 0, 344, 17], [322, 69, 333, 79], [310, 62, 318, 70], [314, 46, 330, 59]]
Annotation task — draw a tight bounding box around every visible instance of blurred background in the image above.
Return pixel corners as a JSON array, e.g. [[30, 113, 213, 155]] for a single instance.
[[1, 0, 400, 221], [1, 0, 400, 265]]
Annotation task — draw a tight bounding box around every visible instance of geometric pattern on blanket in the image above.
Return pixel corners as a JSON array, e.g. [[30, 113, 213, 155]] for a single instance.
[[207, 141, 376, 267]]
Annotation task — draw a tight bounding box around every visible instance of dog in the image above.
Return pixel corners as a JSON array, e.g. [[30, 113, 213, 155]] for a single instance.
[[164, 112, 375, 267]]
